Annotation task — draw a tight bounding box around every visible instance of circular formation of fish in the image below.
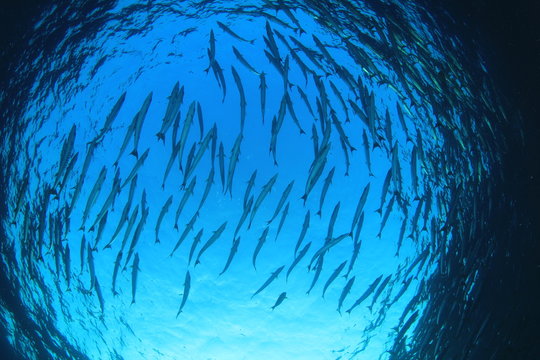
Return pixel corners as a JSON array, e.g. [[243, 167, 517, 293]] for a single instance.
[[2, 1, 508, 359]]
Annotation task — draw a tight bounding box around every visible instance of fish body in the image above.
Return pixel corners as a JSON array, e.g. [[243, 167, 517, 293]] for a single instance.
[[252, 265, 285, 299], [252, 227, 270, 270], [131, 253, 140, 304], [195, 221, 227, 265], [219, 237, 241, 276], [155, 195, 173, 244], [294, 211, 310, 255], [346, 274, 383, 314], [286, 241, 311, 280], [121, 148, 150, 189], [322, 261, 347, 298], [271, 292, 287, 310], [268, 180, 294, 223], [225, 133, 243, 196], [233, 46, 260, 75], [259, 72, 267, 123], [337, 276, 355, 314], [176, 271, 191, 317], [217, 21, 254, 43]]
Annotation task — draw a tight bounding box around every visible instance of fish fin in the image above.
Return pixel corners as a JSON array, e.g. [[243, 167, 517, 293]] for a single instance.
[[129, 149, 138, 158]]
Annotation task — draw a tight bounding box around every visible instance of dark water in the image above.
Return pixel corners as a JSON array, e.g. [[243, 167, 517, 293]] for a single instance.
[[0, 1, 537, 359]]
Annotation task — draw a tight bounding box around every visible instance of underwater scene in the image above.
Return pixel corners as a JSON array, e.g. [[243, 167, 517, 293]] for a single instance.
[[0, 0, 534, 359]]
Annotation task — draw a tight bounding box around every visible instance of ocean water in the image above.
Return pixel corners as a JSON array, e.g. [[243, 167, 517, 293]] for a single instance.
[[0, 1, 525, 359]]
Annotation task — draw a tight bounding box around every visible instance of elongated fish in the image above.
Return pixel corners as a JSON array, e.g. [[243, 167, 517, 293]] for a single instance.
[[308, 232, 350, 270], [112, 250, 123, 296], [231, 66, 247, 132], [346, 274, 383, 314], [170, 211, 198, 257], [197, 167, 215, 213], [89, 168, 121, 231], [155, 195, 173, 244], [233, 46, 260, 75], [176, 271, 191, 317], [218, 142, 225, 191], [123, 203, 149, 270], [294, 210, 310, 255], [225, 132, 243, 196], [94, 275, 105, 313], [367, 275, 392, 312], [337, 276, 355, 314], [156, 82, 182, 142], [55, 124, 76, 186], [273, 202, 289, 242], [188, 229, 204, 265], [195, 221, 227, 265], [252, 265, 285, 299], [234, 197, 253, 239], [131, 92, 153, 157], [121, 148, 149, 189], [350, 183, 370, 233], [219, 236, 241, 276], [362, 129, 374, 176], [177, 101, 196, 171], [92, 91, 126, 146], [131, 253, 140, 304], [248, 173, 278, 228], [307, 256, 324, 295], [322, 261, 347, 298], [183, 125, 215, 185], [173, 176, 196, 230], [268, 180, 294, 223], [243, 170, 257, 210], [217, 21, 254, 44], [81, 166, 107, 230], [345, 215, 363, 278], [286, 241, 311, 280], [259, 72, 267, 123], [252, 227, 269, 270], [376, 168, 392, 215], [317, 167, 335, 217]]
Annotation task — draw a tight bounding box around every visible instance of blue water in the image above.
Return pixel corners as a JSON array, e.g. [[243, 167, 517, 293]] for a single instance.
[[0, 1, 514, 359]]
